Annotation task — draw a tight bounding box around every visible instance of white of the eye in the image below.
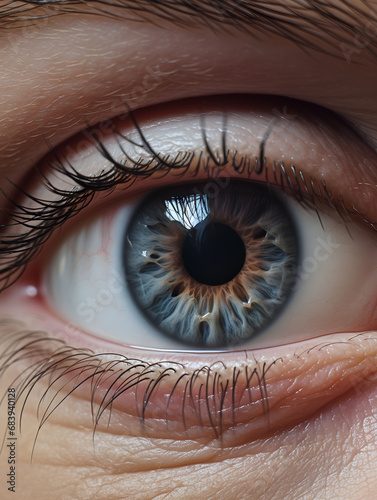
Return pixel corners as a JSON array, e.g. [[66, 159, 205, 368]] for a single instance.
[[46, 206, 187, 350], [45, 194, 377, 351]]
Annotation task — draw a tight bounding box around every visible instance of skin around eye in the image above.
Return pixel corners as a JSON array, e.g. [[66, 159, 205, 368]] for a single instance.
[[0, 96, 375, 455], [1, 7, 377, 499], [2, 10, 377, 183]]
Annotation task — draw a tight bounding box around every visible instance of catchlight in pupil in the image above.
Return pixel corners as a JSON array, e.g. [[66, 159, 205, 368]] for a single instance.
[[181, 221, 246, 286], [123, 181, 300, 348]]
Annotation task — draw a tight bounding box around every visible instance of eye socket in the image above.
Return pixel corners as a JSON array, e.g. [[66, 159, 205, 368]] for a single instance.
[[1, 96, 377, 450], [31, 98, 377, 351]]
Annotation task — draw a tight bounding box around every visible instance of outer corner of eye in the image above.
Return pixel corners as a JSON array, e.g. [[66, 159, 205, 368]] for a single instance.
[[42, 174, 377, 352]]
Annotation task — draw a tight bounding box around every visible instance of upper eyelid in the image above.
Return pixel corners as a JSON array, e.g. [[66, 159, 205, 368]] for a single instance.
[[2, 12, 377, 179], [1, 98, 376, 297]]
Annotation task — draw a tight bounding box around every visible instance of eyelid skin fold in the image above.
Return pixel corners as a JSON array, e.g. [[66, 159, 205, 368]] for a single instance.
[[51, 95, 377, 229]]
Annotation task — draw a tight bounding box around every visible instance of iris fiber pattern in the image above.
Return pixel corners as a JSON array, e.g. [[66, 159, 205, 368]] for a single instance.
[[124, 182, 299, 348]]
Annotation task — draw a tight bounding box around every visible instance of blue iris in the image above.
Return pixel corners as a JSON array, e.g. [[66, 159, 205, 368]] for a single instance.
[[123, 181, 300, 348]]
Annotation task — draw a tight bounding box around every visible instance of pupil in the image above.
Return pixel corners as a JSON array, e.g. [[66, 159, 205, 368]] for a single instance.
[[182, 221, 246, 286]]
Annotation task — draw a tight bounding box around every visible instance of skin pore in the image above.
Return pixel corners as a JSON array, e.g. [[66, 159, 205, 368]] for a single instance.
[[0, 1, 377, 499]]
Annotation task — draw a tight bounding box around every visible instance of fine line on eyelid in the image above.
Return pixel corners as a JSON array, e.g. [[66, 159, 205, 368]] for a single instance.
[[2, 0, 377, 60]]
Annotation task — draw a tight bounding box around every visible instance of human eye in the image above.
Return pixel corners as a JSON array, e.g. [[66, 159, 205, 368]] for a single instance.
[[1, 92, 377, 445], [1, 4, 377, 499], [34, 98, 377, 353]]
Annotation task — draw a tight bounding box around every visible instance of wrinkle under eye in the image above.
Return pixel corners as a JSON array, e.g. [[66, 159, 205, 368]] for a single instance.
[[2, 324, 377, 451]]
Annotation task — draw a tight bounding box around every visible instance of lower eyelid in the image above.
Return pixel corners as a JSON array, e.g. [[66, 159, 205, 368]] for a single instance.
[[64, 334, 377, 447], [2, 317, 377, 448]]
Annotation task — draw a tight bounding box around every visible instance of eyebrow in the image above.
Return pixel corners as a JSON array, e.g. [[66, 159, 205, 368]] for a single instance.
[[1, 0, 377, 56]]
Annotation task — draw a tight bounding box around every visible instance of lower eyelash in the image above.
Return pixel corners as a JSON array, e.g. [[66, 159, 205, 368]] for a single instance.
[[0, 109, 373, 293], [2, 320, 377, 455], [0, 320, 279, 452]]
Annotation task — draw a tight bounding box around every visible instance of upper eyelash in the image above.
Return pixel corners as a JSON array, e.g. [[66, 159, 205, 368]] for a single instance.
[[0, 109, 373, 293]]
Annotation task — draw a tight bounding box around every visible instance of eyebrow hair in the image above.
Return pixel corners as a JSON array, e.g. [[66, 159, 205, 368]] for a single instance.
[[1, 0, 377, 58]]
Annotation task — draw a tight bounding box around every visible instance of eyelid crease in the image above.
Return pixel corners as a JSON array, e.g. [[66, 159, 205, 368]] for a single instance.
[[0, 107, 375, 294]]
